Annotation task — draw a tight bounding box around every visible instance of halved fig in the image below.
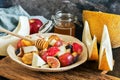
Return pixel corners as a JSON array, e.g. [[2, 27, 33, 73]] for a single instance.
[[47, 56, 60, 68]]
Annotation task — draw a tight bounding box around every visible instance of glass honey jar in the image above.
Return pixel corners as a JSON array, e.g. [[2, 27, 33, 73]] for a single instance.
[[52, 11, 77, 36]]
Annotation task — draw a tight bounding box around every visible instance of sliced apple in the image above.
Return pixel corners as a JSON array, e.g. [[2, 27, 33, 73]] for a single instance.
[[99, 25, 114, 71], [82, 21, 98, 61]]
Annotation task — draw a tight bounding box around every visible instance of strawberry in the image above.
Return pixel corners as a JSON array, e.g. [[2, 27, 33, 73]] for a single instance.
[[41, 47, 59, 62], [72, 43, 83, 55], [47, 47, 59, 56]]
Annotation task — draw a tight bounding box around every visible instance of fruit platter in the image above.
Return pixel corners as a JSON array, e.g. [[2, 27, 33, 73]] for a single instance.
[[7, 33, 87, 72]]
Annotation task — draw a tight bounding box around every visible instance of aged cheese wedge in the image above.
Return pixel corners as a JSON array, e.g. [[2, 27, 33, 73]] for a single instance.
[[0, 16, 30, 56], [83, 10, 120, 48], [23, 46, 38, 54], [82, 21, 98, 61], [99, 25, 114, 71], [57, 45, 66, 57], [32, 53, 46, 67]]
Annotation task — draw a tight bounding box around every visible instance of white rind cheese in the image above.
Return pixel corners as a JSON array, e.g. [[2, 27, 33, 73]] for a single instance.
[[23, 46, 38, 54], [32, 53, 46, 67]]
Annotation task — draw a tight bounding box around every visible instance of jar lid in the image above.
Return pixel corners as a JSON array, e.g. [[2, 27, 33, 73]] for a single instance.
[[55, 11, 75, 22]]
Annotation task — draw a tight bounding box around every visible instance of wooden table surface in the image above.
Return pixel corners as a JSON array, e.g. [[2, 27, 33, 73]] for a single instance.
[[0, 56, 120, 80]]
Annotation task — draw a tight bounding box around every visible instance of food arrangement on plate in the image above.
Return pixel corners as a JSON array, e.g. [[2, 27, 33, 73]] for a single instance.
[[16, 34, 83, 68], [7, 33, 87, 72]]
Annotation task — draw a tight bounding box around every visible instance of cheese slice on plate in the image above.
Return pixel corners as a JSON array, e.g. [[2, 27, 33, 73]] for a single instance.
[[32, 53, 46, 67], [23, 46, 38, 54]]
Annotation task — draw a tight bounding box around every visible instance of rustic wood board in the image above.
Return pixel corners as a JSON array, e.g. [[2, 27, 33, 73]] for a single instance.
[[0, 57, 119, 80]]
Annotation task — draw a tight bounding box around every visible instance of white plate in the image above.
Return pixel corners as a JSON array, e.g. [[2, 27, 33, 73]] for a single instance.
[[7, 33, 88, 72]]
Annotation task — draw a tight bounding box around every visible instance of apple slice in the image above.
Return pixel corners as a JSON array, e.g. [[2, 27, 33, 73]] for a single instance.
[[98, 25, 114, 72], [32, 53, 46, 67], [82, 21, 98, 61]]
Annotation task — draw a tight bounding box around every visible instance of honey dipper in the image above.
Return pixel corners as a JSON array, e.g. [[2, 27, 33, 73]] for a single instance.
[[0, 27, 48, 49]]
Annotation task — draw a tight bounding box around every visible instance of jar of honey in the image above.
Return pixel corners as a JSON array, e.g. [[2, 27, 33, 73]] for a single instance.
[[52, 11, 77, 36]]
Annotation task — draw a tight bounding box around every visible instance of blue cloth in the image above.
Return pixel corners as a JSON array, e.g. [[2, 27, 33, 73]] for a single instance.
[[0, 5, 30, 36]]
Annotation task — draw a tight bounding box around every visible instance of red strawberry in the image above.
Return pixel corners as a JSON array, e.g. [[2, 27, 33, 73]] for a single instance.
[[47, 47, 59, 56], [41, 47, 59, 62], [72, 43, 83, 55]]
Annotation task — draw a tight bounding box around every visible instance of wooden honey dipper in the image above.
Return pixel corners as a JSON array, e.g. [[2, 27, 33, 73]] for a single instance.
[[0, 27, 48, 49]]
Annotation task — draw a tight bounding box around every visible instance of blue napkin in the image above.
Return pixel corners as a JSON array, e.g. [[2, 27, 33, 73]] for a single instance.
[[0, 5, 30, 36]]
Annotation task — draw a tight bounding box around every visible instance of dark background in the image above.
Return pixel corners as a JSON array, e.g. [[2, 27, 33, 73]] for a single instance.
[[2, 0, 120, 20], [1, 0, 120, 79]]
